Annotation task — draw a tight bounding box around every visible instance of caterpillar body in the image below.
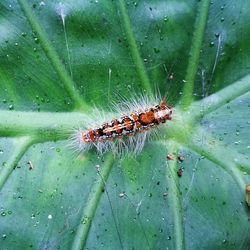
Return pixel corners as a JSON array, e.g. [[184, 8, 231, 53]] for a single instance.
[[73, 95, 172, 156]]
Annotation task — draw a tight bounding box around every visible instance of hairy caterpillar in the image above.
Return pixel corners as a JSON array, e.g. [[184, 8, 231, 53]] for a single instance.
[[71, 95, 172, 156]]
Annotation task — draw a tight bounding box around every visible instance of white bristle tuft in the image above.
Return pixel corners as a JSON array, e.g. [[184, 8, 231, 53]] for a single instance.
[[69, 93, 172, 157]]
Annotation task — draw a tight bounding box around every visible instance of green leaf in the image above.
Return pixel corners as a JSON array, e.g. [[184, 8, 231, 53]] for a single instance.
[[0, 1, 250, 249]]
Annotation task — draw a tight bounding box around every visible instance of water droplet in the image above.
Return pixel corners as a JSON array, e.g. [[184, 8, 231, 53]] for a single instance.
[[2, 99, 7, 103], [21, 32, 27, 37], [163, 192, 168, 197], [164, 16, 168, 22], [8, 104, 14, 110], [220, 17, 225, 22], [56, 148, 61, 153], [81, 216, 89, 224], [0, 149, 3, 154], [209, 41, 215, 47], [1, 211, 6, 216], [2, 162, 7, 167], [119, 193, 125, 198], [153, 47, 160, 53], [2, 234, 6, 239], [48, 214, 52, 220]]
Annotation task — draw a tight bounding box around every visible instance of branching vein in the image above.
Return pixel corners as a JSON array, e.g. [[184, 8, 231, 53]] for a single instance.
[[0, 136, 33, 191]]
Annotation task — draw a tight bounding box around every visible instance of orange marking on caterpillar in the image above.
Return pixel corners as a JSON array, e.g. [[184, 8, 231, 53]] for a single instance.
[[72, 96, 173, 156]]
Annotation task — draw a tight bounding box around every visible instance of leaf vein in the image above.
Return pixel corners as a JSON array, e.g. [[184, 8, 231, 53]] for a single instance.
[[180, 0, 210, 109], [18, 0, 89, 111], [117, 0, 152, 93]]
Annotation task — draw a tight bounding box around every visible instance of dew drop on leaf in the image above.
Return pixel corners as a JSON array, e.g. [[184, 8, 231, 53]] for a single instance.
[[209, 41, 215, 47], [8, 104, 14, 110], [154, 47, 160, 53], [164, 16, 168, 22], [215, 33, 220, 38], [1, 211, 6, 216], [81, 216, 89, 224]]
